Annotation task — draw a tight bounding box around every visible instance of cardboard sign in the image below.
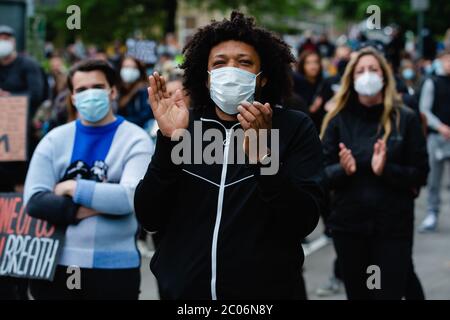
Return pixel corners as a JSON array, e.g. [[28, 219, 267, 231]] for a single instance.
[[0, 96, 28, 162], [0, 193, 65, 281], [126, 38, 158, 64]]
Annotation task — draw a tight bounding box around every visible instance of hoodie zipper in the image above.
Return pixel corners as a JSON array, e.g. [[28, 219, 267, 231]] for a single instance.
[[201, 117, 240, 300]]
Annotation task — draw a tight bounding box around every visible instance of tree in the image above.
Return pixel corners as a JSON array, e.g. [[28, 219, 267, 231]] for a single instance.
[[40, 0, 315, 46], [186, 0, 314, 32], [41, 0, 167, 46]]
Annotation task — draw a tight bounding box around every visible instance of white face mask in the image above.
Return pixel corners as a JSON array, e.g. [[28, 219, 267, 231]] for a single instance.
[[0, 40, 14, 59], [120, 67, 140, 83], [354, 71, 384, 97], [208, 67, 261, 115]]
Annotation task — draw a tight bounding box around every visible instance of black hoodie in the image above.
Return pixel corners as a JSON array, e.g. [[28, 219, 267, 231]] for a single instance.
[[321, 99, 429, 237], [134, 106, 326, 299]]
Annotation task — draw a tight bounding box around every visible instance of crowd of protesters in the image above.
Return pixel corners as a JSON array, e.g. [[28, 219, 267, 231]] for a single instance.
[[1, 10, 450, 300]]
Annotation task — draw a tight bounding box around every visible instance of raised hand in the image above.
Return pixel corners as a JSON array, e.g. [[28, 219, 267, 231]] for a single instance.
[[372, 139, 387, 176], [148, 72, 189, 138], [339, 143, 357, 175], [237, 101, 272, 163]]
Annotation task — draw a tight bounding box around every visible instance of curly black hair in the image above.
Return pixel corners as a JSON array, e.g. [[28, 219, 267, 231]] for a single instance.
[[180, 11, 295, 110]]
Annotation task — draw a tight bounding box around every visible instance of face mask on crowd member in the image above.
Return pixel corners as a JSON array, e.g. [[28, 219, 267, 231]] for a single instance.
[[208, 67, 261, 114], [74, 88, 111, 122], [353, 55, 384, 97], [423, 63, 433, 75], [120, 67, 140, 84], [354, 72, 383, 96], [433, 59, 445, 76], [402, 68, 415, 80], [0, 38, 14, 59], [207, 40, 267, 115], [69, 60, 117, 124]]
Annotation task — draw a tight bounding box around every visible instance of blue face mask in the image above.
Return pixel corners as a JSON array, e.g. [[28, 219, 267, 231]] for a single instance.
[[433, 59, 444, 75], [74, 88, 110, 122], [424, 64, 433, 75], [402, 68, 415, 80]]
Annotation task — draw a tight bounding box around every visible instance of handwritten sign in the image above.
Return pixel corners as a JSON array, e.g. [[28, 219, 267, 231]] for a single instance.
[[0, 96, 28, 162], [0, 193, 65, 281]]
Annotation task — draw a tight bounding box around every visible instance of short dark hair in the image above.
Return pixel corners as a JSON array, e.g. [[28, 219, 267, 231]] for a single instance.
[[180, 11, 295, 110], [67, 59, 117, 92]]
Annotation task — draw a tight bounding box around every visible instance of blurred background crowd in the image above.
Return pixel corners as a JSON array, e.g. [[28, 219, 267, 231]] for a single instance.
[[1, 0, 450, 300]]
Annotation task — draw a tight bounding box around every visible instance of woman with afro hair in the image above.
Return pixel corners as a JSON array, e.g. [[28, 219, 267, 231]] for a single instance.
[[135, 11, 327, 299]]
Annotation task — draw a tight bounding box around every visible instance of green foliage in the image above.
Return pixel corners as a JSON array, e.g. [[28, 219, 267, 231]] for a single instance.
[[38, 0, 450, 47], [329, 0, 450, 35], [40, 0, 167, 46], [40, 0, 315, 45], [186, 0, 313, 32]]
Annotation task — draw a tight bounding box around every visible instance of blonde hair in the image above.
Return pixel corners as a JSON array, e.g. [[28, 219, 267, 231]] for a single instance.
[[320, 47, 402, 141]]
